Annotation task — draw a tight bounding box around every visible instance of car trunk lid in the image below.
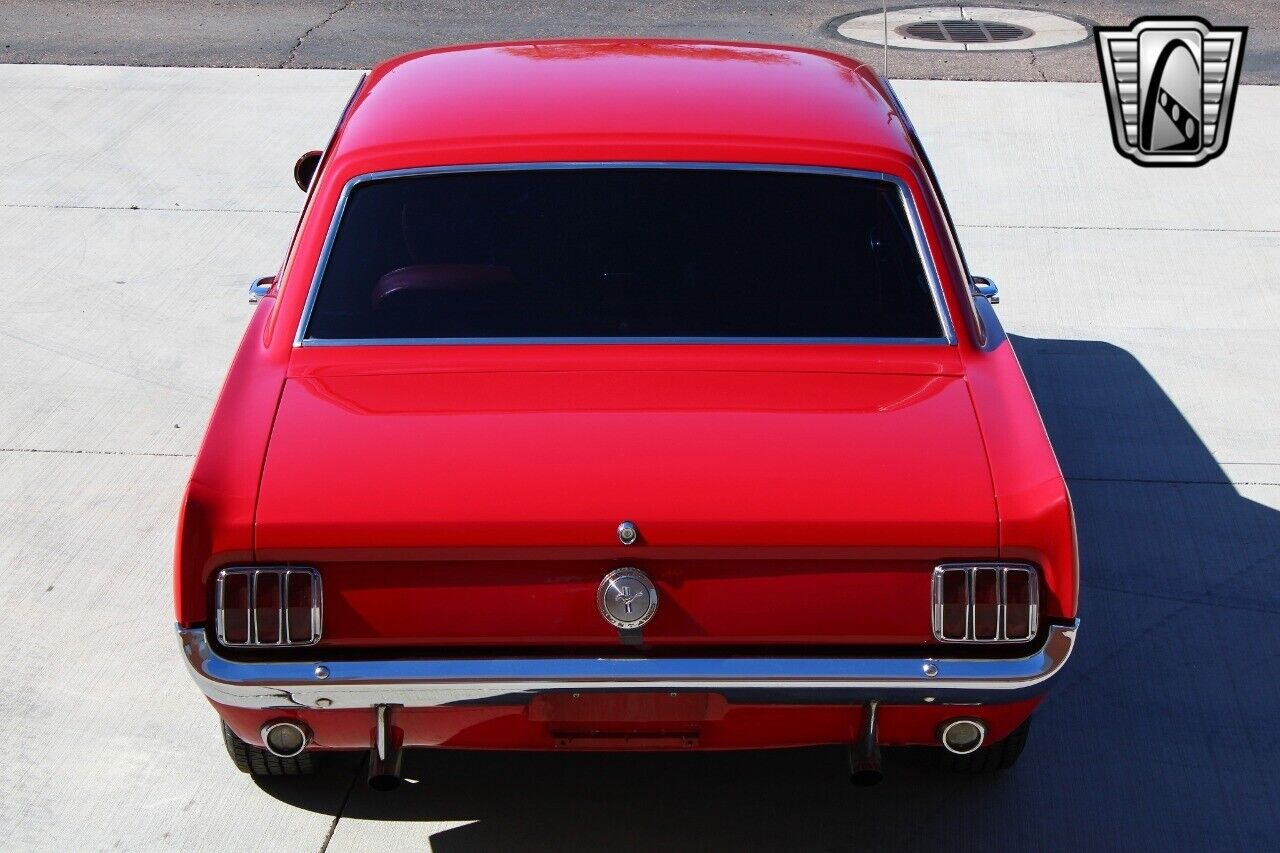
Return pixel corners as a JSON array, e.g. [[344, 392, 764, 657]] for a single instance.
[[254, 350, 996, 647]]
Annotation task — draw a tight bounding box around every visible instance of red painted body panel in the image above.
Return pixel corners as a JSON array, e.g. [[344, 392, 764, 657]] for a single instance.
[[263, 357, 989, 556], [963, 332, 1079, 618], [323, 40, 920, 184], [299, 558, 947, 648], [174, 299, 287, 624], [176, 40, 1076, 752], [214, 698, 1041, 751], [255, 354, 1000, 646]]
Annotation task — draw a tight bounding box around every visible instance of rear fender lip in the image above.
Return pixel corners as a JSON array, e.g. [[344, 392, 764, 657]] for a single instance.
[[178, 621, 1078, 711]]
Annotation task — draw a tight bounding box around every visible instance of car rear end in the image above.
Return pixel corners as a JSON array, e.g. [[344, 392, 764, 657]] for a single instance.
[[175, 41, 1078, 785]]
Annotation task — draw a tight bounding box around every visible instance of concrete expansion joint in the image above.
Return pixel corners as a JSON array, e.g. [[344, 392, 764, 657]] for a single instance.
[[1068, 475, 1280, 487], [961, 223, 1280, 234], [0, 203, 298, 215], [0, 447, 195, 459]]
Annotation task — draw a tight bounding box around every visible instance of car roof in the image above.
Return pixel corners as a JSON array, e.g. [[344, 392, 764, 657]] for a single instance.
[[324, 40, 920, 178]]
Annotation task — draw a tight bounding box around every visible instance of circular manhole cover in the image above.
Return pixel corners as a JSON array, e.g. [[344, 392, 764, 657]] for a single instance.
[[836, 6, 1089, 51]]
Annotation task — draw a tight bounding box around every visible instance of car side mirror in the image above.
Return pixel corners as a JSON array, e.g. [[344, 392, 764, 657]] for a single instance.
[[249, 275, 276, 304], [294, 150, 322, 191], [971, 275, 999, 304]]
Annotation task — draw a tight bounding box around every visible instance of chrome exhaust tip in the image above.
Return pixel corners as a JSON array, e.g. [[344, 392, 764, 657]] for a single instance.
[[939, 719, 986, 755], [261, 721, 310, 758]]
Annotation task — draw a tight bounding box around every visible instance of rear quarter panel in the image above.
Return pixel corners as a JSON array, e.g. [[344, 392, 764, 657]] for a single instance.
[[894, 108, 1078, 622], [174, 299, 289, 625], [962, 300, 1078, 620]]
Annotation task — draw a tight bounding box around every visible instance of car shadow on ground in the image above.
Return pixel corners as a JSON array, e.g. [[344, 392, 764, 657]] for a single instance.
[[256, 336, 1280, 850]]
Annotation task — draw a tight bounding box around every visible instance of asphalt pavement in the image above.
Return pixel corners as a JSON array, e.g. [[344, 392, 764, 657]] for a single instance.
[[0, 1, 1278, 81]]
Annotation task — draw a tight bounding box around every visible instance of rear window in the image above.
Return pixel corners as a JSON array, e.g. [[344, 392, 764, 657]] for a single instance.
[[302, 167, 946, 342]]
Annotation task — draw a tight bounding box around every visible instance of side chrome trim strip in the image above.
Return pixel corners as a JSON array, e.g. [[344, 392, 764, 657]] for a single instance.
[[179, 621, 1077, 711], [300, 335, 954, 347], [291, 161, 958, 348]]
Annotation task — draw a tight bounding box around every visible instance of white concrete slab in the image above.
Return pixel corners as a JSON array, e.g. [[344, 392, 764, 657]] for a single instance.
[[0, 65, 358, 852], [893, 80, 1279, 232], [956, 227, 1280, 472], [0, 452, 354, 850], [0, 206, 297, 455], [0, 65, 1277, 849], [893, 78, 1280, 477], [0, 64, 361, 211]]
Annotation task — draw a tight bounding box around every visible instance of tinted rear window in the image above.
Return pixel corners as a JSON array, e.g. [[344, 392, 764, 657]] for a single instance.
[[303, 168, 945, 342]]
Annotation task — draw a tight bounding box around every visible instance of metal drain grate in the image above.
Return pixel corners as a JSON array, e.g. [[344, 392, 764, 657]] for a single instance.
[[898, 19, 1033, 44], [837, 7, 1088, 52]]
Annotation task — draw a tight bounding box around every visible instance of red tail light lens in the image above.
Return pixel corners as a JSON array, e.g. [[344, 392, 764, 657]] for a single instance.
[[286, 570, 319, 643], [932, 564, 1039, 643], [1003, 568, 1034, 640], [219, 572, 251, 644], [972, 568, 1000, 640], [939, 569, 968, 640], [215, 567, 322, 646], [254, 572, 282, 644]]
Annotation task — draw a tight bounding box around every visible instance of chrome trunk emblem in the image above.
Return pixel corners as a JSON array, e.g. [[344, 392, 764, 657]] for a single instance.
[[597, 568, 658, 629]]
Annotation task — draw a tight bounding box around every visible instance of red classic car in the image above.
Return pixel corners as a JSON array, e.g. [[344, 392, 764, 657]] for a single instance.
[[176, 40, 1078, 788]]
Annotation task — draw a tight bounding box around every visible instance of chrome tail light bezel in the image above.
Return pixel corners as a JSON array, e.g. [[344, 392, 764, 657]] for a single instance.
[[215, 567, 322, 647], [931, 563, 1039, 643]]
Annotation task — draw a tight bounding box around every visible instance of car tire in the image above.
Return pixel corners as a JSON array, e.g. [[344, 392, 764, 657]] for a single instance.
[[939, 715, 1031, 773], [221, 721, 316, 776]]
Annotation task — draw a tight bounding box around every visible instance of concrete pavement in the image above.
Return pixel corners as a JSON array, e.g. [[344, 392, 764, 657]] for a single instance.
[[0, 64, 1276, 850]]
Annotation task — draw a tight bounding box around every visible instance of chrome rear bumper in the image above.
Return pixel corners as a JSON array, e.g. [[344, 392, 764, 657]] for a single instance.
[[179, 621, 1078, 711]]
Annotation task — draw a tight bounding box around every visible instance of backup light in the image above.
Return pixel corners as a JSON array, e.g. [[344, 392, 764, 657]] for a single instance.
[[216, 567, 322, 646], [932, 564, 1038, 643]]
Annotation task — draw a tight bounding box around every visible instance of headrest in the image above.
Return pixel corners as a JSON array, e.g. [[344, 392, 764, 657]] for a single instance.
[[371, 264, 515, 309]]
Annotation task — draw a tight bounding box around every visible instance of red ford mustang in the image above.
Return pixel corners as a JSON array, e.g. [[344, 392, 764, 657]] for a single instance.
[[176, 40, 1078, 788]]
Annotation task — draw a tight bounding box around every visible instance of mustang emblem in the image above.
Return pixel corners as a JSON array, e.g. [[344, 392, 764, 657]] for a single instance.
[[597, 568, 658, 629], [614, 585, 644, 614]]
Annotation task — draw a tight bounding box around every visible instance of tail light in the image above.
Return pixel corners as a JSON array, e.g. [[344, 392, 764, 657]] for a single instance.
[[932, 564, 1038, 643], [215, 567, 322, 646]]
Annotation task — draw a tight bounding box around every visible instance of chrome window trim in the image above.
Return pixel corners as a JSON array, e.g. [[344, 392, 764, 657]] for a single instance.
[[880, 79, 917, 138], [215, 567, 323, 647], [291, 162, 957, 348], [178, 620, 1078, 711], [931, 563, 1040, 644], [301, 335, 953, 347]]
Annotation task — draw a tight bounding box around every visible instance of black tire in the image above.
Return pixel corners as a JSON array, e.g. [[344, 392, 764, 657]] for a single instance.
[[221, 721, 316, 777], [938, 715, 1031, 773]]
